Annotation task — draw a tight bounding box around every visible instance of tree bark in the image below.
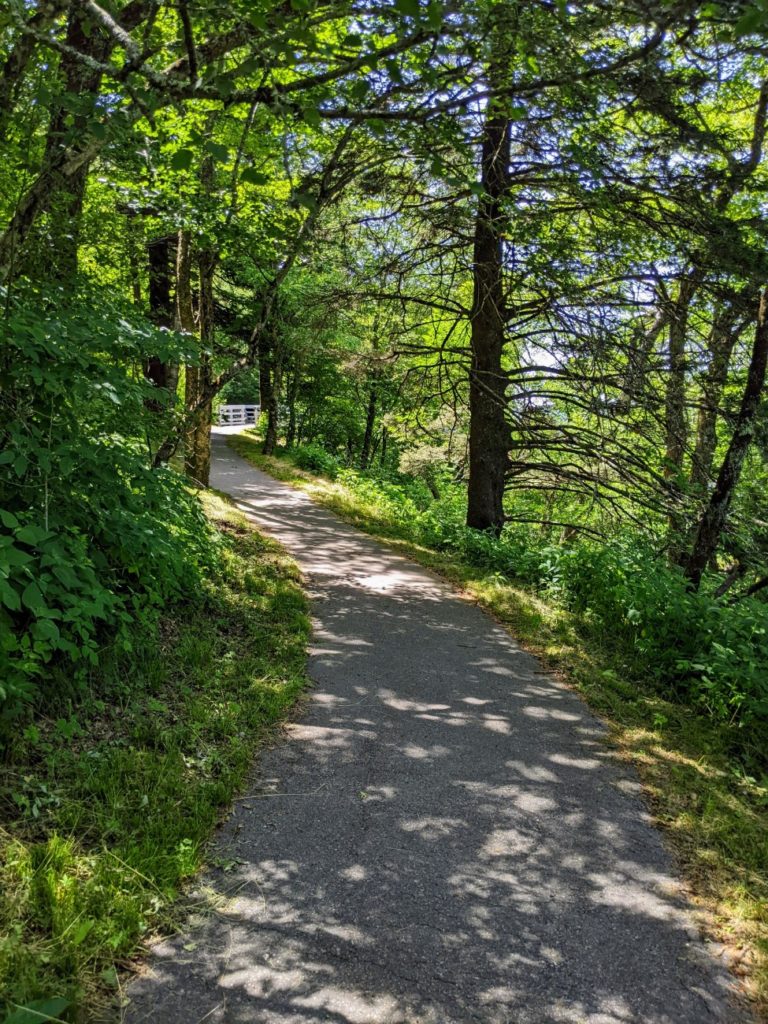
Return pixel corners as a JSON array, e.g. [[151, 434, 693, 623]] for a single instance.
[[39, 7, 113, 279], [360, 387, 377, 470], [684, 287, 768, 589], [285, 364, 301, 447], [189, 248, 215, 485], [176, 228, 205, 484], [144, 235, 177, 410], [664, 276, 697, 480], [466, 104, 511, 536], [0, 1, 150, 282], [662, 273, 700, 554], [259, 312, 282, 456], [689, 303, 744, 493], [618, 309, 667, 411]]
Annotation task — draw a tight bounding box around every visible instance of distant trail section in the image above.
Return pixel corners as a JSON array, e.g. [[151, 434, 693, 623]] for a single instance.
[[125, 430, 743, 1024]]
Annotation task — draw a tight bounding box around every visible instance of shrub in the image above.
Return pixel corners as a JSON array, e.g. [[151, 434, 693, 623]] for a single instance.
[[0, 287, 216, 731], [291, 443, 340, 478]]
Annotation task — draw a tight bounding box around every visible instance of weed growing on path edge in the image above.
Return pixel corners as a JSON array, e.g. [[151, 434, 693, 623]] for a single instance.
[[0, 492, 309, 1021], [230, 432, 768, 1019]]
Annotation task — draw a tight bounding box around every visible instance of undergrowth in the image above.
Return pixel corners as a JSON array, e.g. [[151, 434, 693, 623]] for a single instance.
[[231, 432, 768, 1016], [0, 491, 309, 1022]]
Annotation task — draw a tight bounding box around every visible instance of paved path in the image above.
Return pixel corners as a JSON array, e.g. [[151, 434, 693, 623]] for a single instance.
[[125, 433, 742, 1024]]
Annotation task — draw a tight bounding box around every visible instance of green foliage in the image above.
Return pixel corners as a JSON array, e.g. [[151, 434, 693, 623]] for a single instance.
[[290, 442, 341, 478], [0, 288, 213, 730], [0, 493, 309, 1019]]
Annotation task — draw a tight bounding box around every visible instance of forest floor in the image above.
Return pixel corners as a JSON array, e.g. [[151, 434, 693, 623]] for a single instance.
[[124, 431, 750, 1024]]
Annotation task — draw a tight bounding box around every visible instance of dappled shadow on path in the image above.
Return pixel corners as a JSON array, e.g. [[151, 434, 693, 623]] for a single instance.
[[124, 439, 739, 1024]]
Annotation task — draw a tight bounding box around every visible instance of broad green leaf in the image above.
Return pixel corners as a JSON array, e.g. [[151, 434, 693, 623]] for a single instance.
[[2, 997, 70, 1024], [21, 581, 46, 613], [32, 619, 60, 644], [0, 579, 21, 612], [0, 545, 33, 568], [171, 149, 194, 171], [205, 141, 230, 163], [71, 919, 95, 946], [16, 525, 52, 546], [240, 167, 270, 185]]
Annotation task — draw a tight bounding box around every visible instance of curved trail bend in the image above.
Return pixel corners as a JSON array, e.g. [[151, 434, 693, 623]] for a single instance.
[[126, 431, 741, 1024]]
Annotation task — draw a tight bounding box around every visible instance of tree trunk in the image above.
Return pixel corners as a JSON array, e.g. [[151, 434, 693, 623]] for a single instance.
[[176, 229, 204, 483], [258, 332, 276, 455], [259, 316, 282, 456], [190, 249, 215, 485], [618, 309, 667, 411], [689, 303, 743, 493], [664, 277, 697, 479], [40, 8, 113, 279], [144, 235, 177, 411], [663, 274, 699, 552], [466, 104, 511, 536], [0, 1, 151, 283], [683, 287, 768, 589], [360, 387, 377, 470], [285, 365, 300, 447]]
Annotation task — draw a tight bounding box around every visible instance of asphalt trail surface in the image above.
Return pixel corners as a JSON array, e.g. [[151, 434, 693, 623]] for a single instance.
[[125, 431, 743, 1024]]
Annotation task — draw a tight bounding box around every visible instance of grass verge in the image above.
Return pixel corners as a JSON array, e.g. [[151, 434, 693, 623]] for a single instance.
[[0, 490, 309, 1023], [230, 431, 768, 1018]]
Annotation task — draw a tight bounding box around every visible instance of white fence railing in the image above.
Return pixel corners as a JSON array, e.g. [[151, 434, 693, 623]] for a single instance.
[[217, 404, 260, 426]]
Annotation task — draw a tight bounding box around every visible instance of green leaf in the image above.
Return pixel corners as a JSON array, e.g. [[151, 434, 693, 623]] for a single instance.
[[205, 141, 230, 163], [240, 167, 270, 185], [350, 79, 369, 103], [21, 581, 45, 613], [100, 966, 119, 988], [293, 192, 318, 212], [170, 149, 194, 171], [32, 619, 60, 644], [0, 509, 19, 529], [0, 579, 21, 612], [395, 0, 420, 15], [2, 997, 70, 1024], [426, 1, 443, 28], [71, 919, 95, 946], [735, 6, 764, 35], [302, 106, 321, 128], [16, 525, 52, 546], [0, 544, 33, 568]]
